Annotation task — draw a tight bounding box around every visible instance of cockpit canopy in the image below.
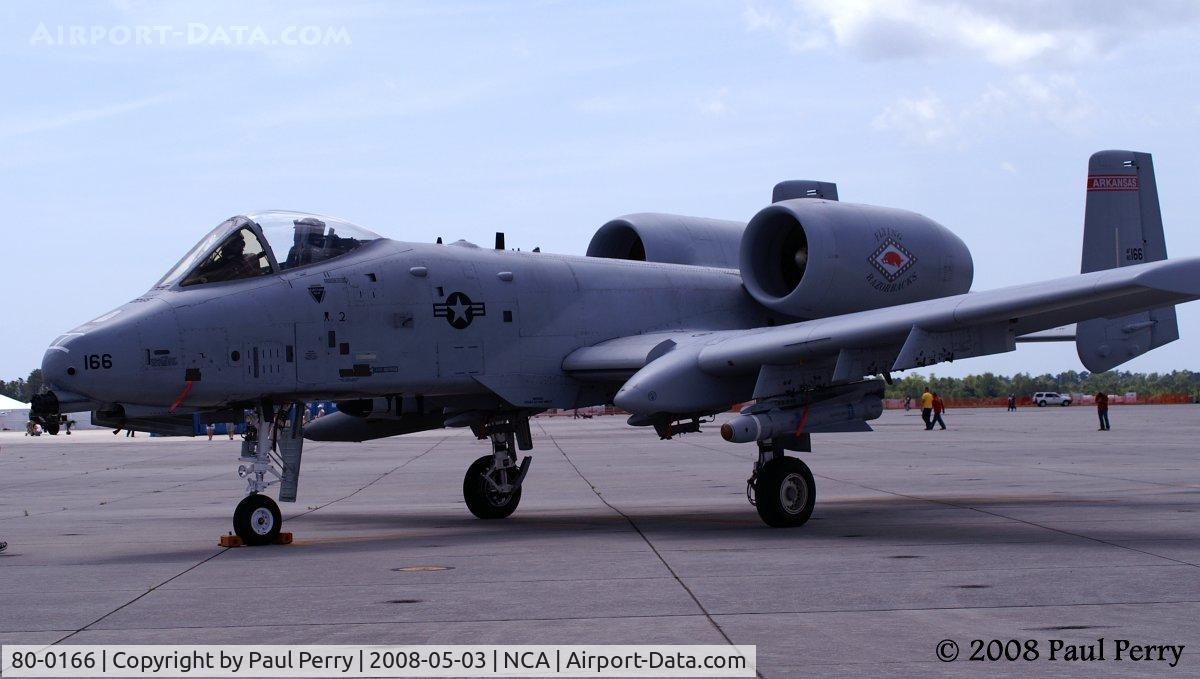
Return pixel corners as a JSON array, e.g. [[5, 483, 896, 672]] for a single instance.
[[156, 211, 382, 288]]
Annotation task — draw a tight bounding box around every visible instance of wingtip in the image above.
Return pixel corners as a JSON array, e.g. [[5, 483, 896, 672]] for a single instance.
[[1134, 257, 1200, 296]]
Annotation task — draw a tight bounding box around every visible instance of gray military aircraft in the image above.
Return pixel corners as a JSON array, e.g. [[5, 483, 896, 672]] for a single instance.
[[31, 150, 1199, 544]]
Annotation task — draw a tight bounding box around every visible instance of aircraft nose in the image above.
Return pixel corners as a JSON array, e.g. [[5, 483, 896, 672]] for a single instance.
[[37, 331, 105, 417], [41, 343, 73, 385], [41, 300, 181, 407], [40, 321, 122, 404]]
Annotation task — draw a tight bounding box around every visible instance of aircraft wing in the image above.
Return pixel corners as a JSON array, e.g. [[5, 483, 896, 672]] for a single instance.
[[604, 257, 1200, 415]]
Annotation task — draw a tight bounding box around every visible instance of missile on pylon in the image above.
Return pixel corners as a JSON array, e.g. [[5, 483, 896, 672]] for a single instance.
[[720, 396, 883, 443]]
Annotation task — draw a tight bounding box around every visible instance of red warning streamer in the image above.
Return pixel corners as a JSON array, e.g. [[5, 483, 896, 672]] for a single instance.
[[794, 404, 811, 437], [168, 380, 194, 413]]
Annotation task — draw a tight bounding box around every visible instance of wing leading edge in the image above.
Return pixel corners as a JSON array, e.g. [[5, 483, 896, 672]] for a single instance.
[[606, 257, 1200, 416]]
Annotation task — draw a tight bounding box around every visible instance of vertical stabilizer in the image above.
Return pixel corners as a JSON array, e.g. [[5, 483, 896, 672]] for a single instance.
[[1077, 150, 1179, 371]]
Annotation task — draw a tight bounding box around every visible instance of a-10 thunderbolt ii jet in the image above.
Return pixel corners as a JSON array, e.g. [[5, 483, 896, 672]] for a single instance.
[[31, 150, 1200, 544]]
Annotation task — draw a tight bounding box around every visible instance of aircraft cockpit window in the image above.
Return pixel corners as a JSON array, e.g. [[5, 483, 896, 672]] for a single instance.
[[251, 211, 381, 272], [155, 211, 381, 289], [179, 226, 273, 287]]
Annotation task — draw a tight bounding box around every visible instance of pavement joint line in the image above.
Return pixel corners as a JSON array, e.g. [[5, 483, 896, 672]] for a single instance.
[[46, 438, 444, 646], [51, 547, 231, 645], [2, 559, 1188, 596], [284, 437, 449, 523], [535, 422, 755, 670], [19, 597, 1200, 636], [681, 437, 1200, 568], [110, 560, 1185, 591], [816, 472, 1200, 570]]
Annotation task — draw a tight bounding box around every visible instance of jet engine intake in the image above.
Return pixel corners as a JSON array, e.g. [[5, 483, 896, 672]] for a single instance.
[[739, 200, 973, 319], [587, 213, 745, 269]]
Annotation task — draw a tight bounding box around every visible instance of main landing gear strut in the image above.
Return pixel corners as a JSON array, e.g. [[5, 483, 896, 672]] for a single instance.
[[463, 413, 533, 519], [231, 402, 304, 545], [746, 436, 816, 527]]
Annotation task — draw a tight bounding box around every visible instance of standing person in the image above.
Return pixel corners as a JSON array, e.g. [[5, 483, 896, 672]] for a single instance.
[[931, 393, 947, 430], [904, 396, 912, 412], [206, 423, 216, 441], [920, 387, 934, 430], [227, 422, 236, 440], [1096, 391, 1110, 431], [1007, 394, 1016, 412], [125, 428, 135, 438]]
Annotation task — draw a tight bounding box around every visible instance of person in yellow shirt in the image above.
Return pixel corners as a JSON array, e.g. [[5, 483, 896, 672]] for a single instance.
[[920, 388, 934, 429]]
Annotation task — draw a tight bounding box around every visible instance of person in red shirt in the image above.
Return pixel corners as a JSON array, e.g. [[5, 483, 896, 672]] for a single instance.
[[931, 393, 947, 430], [1096, 391, 1110, 431]]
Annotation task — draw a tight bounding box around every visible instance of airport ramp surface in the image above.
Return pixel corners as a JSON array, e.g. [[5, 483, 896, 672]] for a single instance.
[[1, 407, 1199, 677]]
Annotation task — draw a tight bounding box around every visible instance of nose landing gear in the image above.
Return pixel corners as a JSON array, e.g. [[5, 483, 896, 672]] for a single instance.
[[230, 402, 304, 546], [233, 493, 282, 545]]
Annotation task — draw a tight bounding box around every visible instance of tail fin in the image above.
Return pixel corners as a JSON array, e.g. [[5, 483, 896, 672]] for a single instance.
[[1077, 150, 1179, 371]]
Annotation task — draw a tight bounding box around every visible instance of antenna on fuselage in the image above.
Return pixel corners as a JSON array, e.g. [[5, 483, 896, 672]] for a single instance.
[[436, 236, 443, 244], [495, 232, 505, 250]]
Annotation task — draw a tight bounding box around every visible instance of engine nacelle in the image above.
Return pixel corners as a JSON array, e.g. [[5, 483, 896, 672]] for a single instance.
[[739, 200, 973, 318], [587, 213, 744, 268]]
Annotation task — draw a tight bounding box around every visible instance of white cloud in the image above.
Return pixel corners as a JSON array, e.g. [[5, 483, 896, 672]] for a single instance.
[[745, 0, 1200, 66], [0, 93, 173, 139], [872, 74, 1094, 147], [741, 1, 828, 52], [1000, 161, 1017, 173], [697, 87, 731, 116], [741, 3, 778, 32], [872, 91, 958, 146]]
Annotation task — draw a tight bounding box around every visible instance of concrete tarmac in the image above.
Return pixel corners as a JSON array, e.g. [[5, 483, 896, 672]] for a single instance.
[[1, 405, 1198, 678]]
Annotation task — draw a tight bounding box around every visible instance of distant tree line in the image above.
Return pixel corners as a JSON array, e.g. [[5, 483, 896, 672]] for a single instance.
[[0, 369, 43, 403], [885, 370, 1200, 400]]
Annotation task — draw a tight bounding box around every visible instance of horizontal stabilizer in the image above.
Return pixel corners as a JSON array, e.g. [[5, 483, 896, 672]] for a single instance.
[[1016, 324, 1075, 343]]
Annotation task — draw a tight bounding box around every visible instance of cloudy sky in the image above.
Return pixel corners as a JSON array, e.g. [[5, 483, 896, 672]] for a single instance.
[[2, 1, 1199, 380]]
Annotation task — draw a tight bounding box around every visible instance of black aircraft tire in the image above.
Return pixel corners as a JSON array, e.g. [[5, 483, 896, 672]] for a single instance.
[[463, 455, 522, 519], [233, 493, 282, 546], [755, 457, 816, 528]]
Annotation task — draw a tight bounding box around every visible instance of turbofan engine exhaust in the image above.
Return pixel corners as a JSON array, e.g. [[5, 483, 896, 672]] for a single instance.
[[721, 396, 883, 443]]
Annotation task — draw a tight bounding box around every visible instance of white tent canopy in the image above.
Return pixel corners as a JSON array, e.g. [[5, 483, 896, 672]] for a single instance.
[[0, 394, 30, 431], [0, 394, 28, 410]]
